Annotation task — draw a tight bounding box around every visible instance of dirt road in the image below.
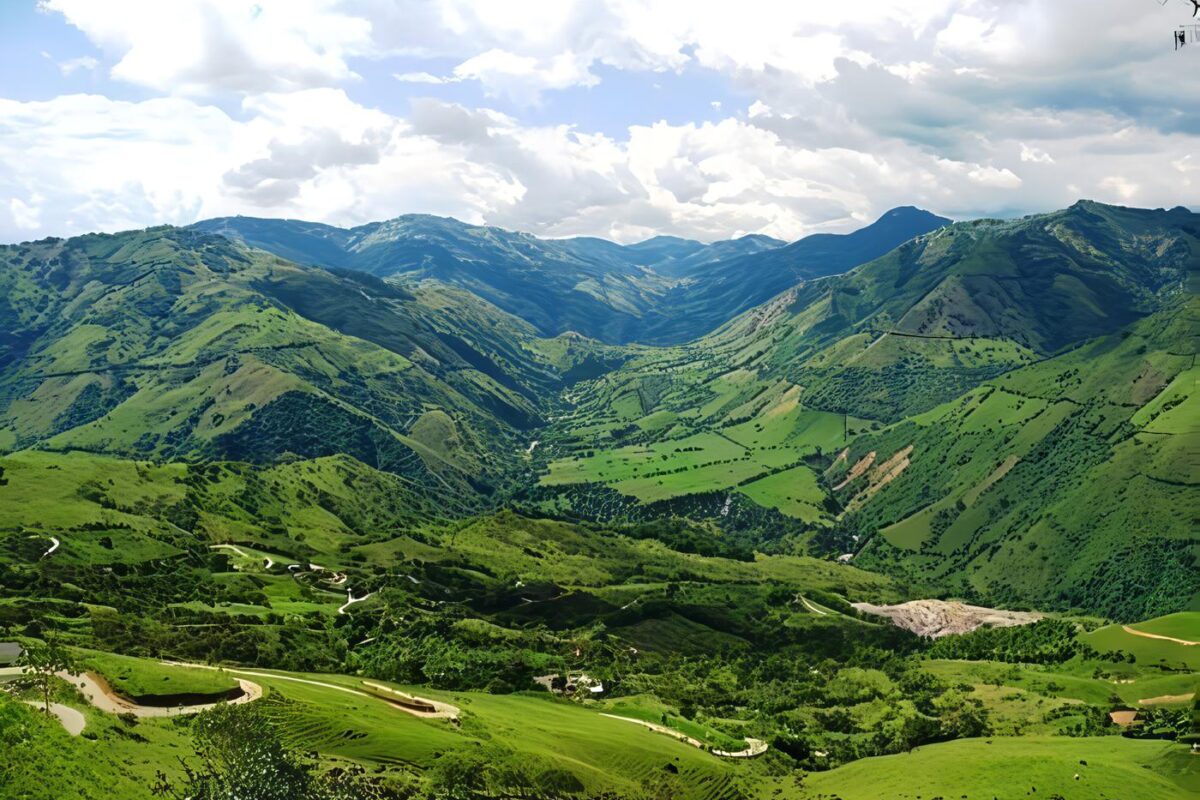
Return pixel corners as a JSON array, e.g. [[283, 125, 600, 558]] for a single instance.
[[171, 663, 460, 720], [599, 714, 768, 758], [61, 670, 262, 718], [1121, 626, 1199, 646], [23, 701, 85, 735]]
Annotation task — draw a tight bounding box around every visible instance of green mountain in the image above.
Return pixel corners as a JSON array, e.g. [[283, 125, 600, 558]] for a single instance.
[[0, 227, 574, 506], [2, 201, 1198, 800], [193, 214, 684, 343], [535, 201, 1199, 618], [833, 295, 1198, 620], [635, 206, 950, 342], [192, 209, 943, 344]]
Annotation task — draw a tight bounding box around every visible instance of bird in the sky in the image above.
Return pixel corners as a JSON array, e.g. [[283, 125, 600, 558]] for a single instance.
[[1192, 0, 1200, 17]]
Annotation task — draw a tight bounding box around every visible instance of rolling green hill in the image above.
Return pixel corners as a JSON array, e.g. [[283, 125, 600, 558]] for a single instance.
[[534, 202, 1199, 619], [0, 227, 581, 503], [2, 201, 1198, 799]]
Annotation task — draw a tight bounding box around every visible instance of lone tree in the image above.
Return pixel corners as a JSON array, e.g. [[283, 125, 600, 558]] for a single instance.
[[16, 638, 76, 715]]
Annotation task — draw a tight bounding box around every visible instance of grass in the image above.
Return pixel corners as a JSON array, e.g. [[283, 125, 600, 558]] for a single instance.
[[597, 694, 746, 750], [1082, 622, 1200, 671], [0, 692, 196, 800], [75, 648, 241, 699], [737, 465, 827, 523], [1128, 612, 1200, 643], [198, 667, 750, 800], [785, 736, 1198, 800], [923, 658, 1199, 709]]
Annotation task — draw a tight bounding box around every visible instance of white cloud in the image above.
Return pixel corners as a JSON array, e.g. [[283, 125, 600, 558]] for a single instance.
[[1099, 175, 1139, 202], [4, 0, 1197, 243], [393, 71, 453, 84], [9, 197, 42, 230], [41, 0, 372, 95], [1020, 143, 1054, 164], [57, 55, 99, 76], [451, 49, 599, 104]]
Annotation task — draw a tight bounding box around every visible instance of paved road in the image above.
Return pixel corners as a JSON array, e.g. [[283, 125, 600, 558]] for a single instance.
[[599, 713, 768, 758], [172, 663, 460, 720]]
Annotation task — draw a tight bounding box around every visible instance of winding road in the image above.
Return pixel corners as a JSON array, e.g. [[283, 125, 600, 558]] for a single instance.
[[59, 670, 262, 718], [172, 663, 459, 720], [799, 596, 829, 616], [0, 666, 262, 726], [599, 713, 768, 758], [41, 537, 60, 559], [338, 590, 373, 615]]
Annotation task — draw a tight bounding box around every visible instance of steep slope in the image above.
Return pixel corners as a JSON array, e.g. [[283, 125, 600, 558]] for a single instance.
[[833, 295, 1198, 621], [195, 214, 679, 343], [701, 200, 1196, 421], [0, 227, 567, 504], [639, 233, 785, 278]]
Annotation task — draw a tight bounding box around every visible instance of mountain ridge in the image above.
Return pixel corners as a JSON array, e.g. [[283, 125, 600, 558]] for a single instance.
[[191, 206, 948, 344]]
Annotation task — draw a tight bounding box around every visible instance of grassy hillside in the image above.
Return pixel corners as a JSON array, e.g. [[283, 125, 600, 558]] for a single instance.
[[792, 736, 1196, 800], [840, 296, 1198, 621], [2, 202, 1198, 798], [539, 203, 1198, 619], [0, 227, 577, 503]]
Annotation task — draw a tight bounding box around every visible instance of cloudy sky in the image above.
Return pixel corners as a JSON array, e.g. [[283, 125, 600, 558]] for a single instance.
[[1, 0, 1198, 243]]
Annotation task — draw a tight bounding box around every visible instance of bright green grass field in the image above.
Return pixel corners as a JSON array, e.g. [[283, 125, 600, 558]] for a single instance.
[[220, 668, 749, 800], [788, 736, 1198, 800], [596, 694, 746, 751], [0, 692, 197, 800], [75, 649, 241, 698], [1129, 612, 1200, 643], [1082, 621, 1200, 671], [737, 465, 827, 523], [923, 659, 1199, 708]]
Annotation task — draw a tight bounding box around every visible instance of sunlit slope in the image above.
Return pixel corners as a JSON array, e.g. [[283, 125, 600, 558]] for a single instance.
[[0, 228, 572, 499], [539, 203, 1196, 530], [836, 296, 1199, 620]]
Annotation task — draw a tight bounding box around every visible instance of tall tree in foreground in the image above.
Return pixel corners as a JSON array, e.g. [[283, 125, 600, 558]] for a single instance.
[[16, 638, 75, 715]]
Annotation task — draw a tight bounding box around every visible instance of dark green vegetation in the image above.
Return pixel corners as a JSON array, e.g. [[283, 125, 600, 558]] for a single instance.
[[1, 201, 1198, 798]]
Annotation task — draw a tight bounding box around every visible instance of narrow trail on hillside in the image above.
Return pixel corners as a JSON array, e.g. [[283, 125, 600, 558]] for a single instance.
[[62, 671, 262, 717], [799, 596, 829, 616], [23, 701, 85, 735], [338, 591, 373, 615], [40, 537, 60, 559], [1138, 692, 1195, 705], [211, 543, 250, 559], [1120, 626, 1199, 646], [599, 713, 768, 758]]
